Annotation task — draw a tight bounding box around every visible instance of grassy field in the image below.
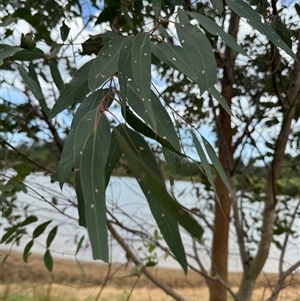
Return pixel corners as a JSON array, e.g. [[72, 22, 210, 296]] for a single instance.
[[1, 251, 299, 301]]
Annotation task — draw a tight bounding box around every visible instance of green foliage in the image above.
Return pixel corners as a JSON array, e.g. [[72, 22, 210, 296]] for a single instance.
[[1, 0, 299, 279]]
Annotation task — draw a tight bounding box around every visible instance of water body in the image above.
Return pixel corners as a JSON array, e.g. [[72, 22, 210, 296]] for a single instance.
[[1, 172, 299, 273]]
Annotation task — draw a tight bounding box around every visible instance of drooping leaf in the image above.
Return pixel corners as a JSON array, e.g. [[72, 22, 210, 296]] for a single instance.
[[105, 130, 122, 188], [114, 125, 190, 273], [46, 226, 58, 248], [126, 82, 181, 151], [0, 44, 22, 65], [201, 135, 234, 197], [58, 89, 111, 188], [177, 8, 190, 24], [118, 36, 134, 116], [131, 33, 156, 129], [49, 59, 64, 91], [76, 110, 111, 261], [210, 0, 224, 14], [88, 36, 124, 92], [60, 21, 70, 42], [151, 42, 177, 69], [28, 63, 50, 117], [44, 249, 53, 272], [0, 226, 17, 244], [95, 5, 121, 25], [162, 42, 197, 81], [33, 220, 52, 239], [51, 59, 94, 117], [18, 66, 49, 117], [23, 240, 34, 263], [226, 0, 294, 58], [75, 235, 85, 255], [157, 25, 170, 39], [189, 12, 247, 56], [271, 16, 292, 49], [209, 86, 231, 114], [124, 106, 184, 156], [74, 172, 86, 227], [58, 130, 75, 188], [175, 23, 217, 92], [10, 47, 45, 61], [151, 0, 161, 18], [19, 215, 38, 227], [191, 131, 215, 190]]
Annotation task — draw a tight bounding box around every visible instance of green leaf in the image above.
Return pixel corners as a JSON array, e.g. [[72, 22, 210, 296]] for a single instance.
[[19, 215, 38, 227], [191, 131, 215, 190], [151, 0, 161, 18], [58, 89, 110, 188], [115, 125, 190, 273], [124, 106, 184, 156], [162, 42, 197, 81], [131, 33, 156, 129], [105, 130, 122, 188], [225, 0, 294, 58], [118, 36, 134, 116], [271, 16, 292, 49], [189, 12, 247, 56], [75, 235, 85, 255], [95, 5, 121, 25], [177, 8, 190, 24], [51, 59, 94, 117], [46, 226, 58, 248], [44, 250, 53, 272], [201, 136, 234, 197], [210, 0, 223, 14], [1, 254, 9, 266], [76, 110, 111, 261], [151, 42, 177, 69], [75, 172, 86, 227], [49, 60, 64, 91], [175, 23, 217, 92], [60, 21, 70, 42], [33, 220, 52, 239], [18, 66, 49, 117], [127, 82, 181, 151], [157, 25, 170, 39], [10, 47, 45, 61], [23, 240, 34, 263], [58, 130, 74, 188], [0, 44, 22, 65], [0, 226, 17, 244], [209, 86, 231, 114], [88, 36, 124, 92]]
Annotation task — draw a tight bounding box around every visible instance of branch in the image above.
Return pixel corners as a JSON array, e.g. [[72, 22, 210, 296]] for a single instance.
[[279, 198, 300, 274], [0, 138, 54, 174], [107, 222, 188, 301], [248, 27, 300, 280]]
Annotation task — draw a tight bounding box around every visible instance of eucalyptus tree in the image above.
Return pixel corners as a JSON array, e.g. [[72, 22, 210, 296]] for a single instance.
[[1, 0, 299, 301]]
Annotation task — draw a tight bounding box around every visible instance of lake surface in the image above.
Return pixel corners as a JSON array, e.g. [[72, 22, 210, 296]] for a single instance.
[[1, 172, 299, 273]]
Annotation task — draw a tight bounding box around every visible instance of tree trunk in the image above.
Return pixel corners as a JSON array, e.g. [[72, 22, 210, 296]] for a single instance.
[[209, 12, 239, 301], [236, 29, 300, 301]]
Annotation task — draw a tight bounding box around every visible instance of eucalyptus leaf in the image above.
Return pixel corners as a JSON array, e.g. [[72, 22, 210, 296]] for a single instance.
[[51, 59, 94, 117], [77, 110, 111, 261], [176, 23, 217, 93], [226, 0, 294, 58], [0, 44, 22, 65], [88, 36, 124, 92], [189, 12, 247, 56]]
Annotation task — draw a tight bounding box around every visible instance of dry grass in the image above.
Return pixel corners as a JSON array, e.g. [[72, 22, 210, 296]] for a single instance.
[[0, 251, 299, 301]]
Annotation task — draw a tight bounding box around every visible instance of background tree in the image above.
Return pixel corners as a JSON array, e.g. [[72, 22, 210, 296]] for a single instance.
[[1, 0, 299, 301]]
